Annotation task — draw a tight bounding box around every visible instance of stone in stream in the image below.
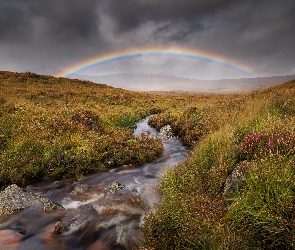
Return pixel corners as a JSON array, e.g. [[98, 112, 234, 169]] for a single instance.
[[157, 125, 176, 140], [0, 229, 22, 245], [104, 181, 140, 196], [42, 221, 65, 244], [104, 181, 126, 195], [0, 184, 64, 217]]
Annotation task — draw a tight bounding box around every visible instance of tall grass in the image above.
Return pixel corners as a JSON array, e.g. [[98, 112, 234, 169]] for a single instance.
[[143, 80, 295, 249], [225, 157, 295, 249]]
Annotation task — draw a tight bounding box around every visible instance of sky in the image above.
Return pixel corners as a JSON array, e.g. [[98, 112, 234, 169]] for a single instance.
[[1, 0, 295, 84]]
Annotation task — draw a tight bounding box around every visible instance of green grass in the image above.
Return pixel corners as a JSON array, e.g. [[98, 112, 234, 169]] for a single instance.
[[225, 157, 295, 249]]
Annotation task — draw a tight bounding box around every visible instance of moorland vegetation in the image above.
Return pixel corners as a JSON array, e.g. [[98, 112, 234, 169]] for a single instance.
[[1, 71, 295, 249], [0, 71, 165, 186], [143, 79, 295, 249]]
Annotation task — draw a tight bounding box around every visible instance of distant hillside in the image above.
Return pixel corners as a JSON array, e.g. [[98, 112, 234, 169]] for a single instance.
[[69, 73, 295, 92]]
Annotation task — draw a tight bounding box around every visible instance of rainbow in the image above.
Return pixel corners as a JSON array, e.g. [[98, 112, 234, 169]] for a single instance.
[[56, 47, 256, 78]]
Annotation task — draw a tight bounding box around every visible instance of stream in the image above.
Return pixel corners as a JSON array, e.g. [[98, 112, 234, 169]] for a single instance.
[[0, 116, 188, 250]]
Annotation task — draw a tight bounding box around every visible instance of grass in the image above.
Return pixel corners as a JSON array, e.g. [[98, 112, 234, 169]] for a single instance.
[[142, 79, 295, 249], [225, 157, 295, 249], [1, 71, 295, 249], [0, 71, 164, 185]]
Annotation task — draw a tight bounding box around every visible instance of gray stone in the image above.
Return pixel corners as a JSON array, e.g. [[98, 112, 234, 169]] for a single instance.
[[104, 181, 126, 195], [0, 184, 64, 217], [157, 125, 176, 139], [104, 181, 140, 196], [223, 161, 250, 197]]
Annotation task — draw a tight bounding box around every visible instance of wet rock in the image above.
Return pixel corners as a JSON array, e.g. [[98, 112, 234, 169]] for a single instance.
[[157, 125, 176, 139], [67, 183, 97, 201], [42, 221, 65, 244], [104, 182, 125, 194], [87, 241, 111, 250], [104, 182, 140, 196], [0, 184, 64, 217], [223, 161, 250, 197], [103, 181, 135, 195], [0, 229, 22, 245]]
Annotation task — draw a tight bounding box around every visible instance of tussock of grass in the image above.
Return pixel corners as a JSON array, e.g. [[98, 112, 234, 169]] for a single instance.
[[225, 157, 295, 249], [148, 106, 213, 146]]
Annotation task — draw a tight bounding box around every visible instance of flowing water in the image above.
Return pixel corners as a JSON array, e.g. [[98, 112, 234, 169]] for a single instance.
[[0, 116, 188, 250]]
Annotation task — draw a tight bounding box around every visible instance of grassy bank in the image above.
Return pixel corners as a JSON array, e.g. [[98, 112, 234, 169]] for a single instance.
[[142, 80, 295, 249], [0, 71, 164, 186]]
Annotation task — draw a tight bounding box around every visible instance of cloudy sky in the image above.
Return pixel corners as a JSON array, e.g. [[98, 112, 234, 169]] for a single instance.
[[1, 0, 295, 83]]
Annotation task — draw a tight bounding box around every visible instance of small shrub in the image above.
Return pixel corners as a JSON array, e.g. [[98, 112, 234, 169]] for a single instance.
[[44, 144, 102, 179], [101, 133, 163, 166], [148, 108, 208, 146], [142, 190, 224, 249]]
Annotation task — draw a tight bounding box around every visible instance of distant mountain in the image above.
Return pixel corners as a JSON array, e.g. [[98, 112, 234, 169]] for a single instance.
[[69, 73, 295, 92]]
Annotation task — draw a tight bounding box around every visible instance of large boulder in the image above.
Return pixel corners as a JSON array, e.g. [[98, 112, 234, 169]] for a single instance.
[[0, 184, 64, 217]]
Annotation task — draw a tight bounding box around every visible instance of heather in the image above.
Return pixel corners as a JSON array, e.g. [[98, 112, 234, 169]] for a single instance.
[[241, 131, 295, 159]]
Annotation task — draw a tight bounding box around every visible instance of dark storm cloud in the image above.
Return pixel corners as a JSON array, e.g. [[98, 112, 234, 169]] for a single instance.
[[103, 0, 236, 33], [30, 0, 100, 41], [0, 0, 100, 44], [102, 0, 295, 70], [0, 2, 32, 40], [234, 1, 295, 51], [218, 0, 295, 74], [0, 0, 295, 78]]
